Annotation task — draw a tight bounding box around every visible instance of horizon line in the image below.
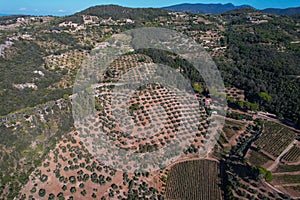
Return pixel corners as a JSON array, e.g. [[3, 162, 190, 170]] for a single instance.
[[1, 3, 299, 17]]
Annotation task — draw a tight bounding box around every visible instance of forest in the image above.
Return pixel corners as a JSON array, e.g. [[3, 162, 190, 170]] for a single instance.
[[217, 10, 300, 126]]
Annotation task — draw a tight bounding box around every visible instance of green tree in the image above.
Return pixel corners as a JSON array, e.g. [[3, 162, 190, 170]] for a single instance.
[[38, 189, 46, 197], [193, 83, 204, 93], [238, 100, 244, 109], [70, 187, 77, 194], [258, 92, 272, 101]]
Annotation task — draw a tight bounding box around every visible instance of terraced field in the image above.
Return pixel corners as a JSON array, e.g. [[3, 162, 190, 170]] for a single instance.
[[282, 145, 300, 162], [247, 150, 273, 167], [222, 119, 246, 141], [272, 174, 300, 184], [254, 122, 296, 158], [276, 164, 300, 173]]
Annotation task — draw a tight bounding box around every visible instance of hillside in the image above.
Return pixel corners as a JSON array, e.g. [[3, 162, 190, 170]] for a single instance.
[[0, 4, 299, 200], [263, 7, 300, 16], [163, 3, 251, 14], [219, 8, 300, 126], [66, 4, 169, 22], [163, 3, 300, 16]]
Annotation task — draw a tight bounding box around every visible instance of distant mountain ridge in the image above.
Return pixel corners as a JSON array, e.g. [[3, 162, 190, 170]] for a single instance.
[[162, 3, 251, 14], [262, 7, 300, 16], [162, 3, 300, 16]]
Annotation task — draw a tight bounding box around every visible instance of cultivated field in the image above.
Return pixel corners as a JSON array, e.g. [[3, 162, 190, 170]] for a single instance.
[[165, 159, 221, 200], [282, 145, 300, 163], [254, 122, 296, 158], [72, 53, 218, 172], [19, 132, 161, 199], [247, 150, 273, 167]]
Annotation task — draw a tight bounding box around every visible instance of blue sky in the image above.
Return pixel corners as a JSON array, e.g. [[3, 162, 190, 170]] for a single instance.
[[0, 0, 299, 16]]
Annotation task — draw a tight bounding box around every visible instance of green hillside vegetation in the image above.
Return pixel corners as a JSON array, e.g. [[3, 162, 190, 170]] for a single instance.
[[217, 10, 300, 125], [70, 5, 170, 22], [0, 40, 72, 115], [0, 99, 73, 199]]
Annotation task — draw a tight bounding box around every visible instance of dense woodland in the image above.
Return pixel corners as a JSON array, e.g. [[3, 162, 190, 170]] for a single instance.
[[217, 9, 300, 126]]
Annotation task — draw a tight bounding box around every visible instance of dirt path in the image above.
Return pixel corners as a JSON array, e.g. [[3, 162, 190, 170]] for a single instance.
[[273, 171, 300, 175], [263, 181, 284, 194], [256, 112, 300, 133], [275, 183, 300, 187], [229, 109, 300, 133]]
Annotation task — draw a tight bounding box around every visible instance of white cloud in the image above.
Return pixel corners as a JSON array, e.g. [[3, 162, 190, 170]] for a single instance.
[[19, 7, 27, 11], [58, 9, 65, 13]]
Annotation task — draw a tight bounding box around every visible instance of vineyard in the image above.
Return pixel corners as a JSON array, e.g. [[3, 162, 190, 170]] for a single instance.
[[271, 142, 300, 198], [222, 122, 290, 200], [276, 164, 300, 173], [254, 122, 296, 158], [165, 160, 221, 200], [282, 145, 300, 162]]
